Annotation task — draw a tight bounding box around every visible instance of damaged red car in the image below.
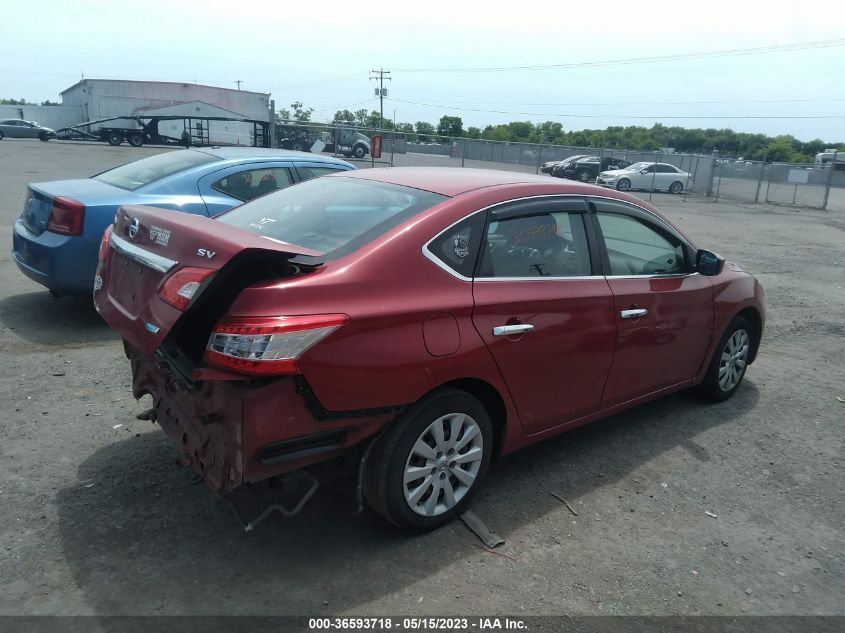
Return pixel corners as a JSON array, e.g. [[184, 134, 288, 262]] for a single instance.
[[94, 168, 765, 531]]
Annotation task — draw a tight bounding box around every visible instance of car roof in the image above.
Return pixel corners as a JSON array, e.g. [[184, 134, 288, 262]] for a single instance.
[[189, 147, 350, 164], [332, 167, 569, 196]]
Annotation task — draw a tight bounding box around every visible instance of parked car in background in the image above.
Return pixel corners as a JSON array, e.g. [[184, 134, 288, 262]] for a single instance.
[[94, 167, 764, 532], [540, 155, 590, 174], [597, 162, 692, 193], [12, 148, 354, 295], [558, 156, 632, 182], [0, 119, 55, 141]]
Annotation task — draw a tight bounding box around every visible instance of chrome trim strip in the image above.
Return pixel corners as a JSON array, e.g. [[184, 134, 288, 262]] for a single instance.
[[109, 233, 177, 274], [475, 275, 605, 282]]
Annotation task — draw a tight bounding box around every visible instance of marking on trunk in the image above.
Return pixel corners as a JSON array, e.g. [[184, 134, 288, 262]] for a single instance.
[[197, 248, 216, 259]]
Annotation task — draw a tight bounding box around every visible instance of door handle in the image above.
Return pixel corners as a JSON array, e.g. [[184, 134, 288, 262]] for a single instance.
[[620, 308, 648, 319], [492, 324, 535, 337]]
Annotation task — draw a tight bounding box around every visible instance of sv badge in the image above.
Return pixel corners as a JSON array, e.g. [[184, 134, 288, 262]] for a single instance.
[[197, 248, 216, 259]]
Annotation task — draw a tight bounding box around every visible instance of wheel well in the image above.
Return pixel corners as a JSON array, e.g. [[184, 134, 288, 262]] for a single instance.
[[736, 307, 762, 363], [431, 378, 507, 460]]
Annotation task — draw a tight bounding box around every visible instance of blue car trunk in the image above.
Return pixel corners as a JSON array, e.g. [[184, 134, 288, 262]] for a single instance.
[[22, 179, 125, 237]]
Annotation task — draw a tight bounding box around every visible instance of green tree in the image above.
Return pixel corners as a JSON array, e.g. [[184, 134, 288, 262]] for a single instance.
[[333, 109, 357, 124], [415, 121, 436, 141], [0, 98, 33, 105], [40, 99, 60, 106], [466, 126, 481, 139], [437, 115, 464, 138]]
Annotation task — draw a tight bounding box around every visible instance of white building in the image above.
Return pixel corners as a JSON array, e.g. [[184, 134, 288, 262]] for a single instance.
[[60, 79, 270, 123]]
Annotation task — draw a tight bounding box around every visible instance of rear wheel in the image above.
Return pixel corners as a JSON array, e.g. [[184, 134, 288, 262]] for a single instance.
[[364, 389, 492, 531], [106, 132, 122, 146], [669, 181, 684, 194], [128, 133, 144, 147], [697, 315, 752, 401], [0, 131, 4, 140], [616, 178, 631, 191]]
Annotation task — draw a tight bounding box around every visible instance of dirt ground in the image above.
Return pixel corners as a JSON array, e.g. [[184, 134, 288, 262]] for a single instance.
[[0, 140, 842, 617]]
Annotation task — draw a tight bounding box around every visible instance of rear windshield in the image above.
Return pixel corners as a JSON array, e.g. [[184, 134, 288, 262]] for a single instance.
[[93, 150, 217, 191], [216, 176, 447, 258]]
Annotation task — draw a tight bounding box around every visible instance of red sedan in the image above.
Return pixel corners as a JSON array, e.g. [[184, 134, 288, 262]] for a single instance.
[[94, 168, 765, 531]]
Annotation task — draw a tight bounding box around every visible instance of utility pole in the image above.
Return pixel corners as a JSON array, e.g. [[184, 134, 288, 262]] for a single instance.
[[234, 80, 243, 90], [370, 69, 391, 130]]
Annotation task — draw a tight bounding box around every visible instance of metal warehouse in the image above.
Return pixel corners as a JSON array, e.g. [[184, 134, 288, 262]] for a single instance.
[[60, 79, 270, 122], [56, 79, 271, 145]]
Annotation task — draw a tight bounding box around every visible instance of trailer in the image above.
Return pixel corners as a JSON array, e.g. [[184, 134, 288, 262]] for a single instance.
[[53, 115, 271, 148]]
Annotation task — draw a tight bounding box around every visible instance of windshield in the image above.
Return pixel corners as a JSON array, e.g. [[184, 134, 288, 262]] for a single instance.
[[93, 150, 217, 191], [216, 176, 447, 258]]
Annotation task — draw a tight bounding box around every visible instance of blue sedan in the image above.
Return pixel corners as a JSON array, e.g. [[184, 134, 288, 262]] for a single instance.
[[12, 147, 354, 295]]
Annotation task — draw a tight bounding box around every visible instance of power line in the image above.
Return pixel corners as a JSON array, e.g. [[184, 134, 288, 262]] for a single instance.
[[393, 38, 845, 73], [430, 97, 845, 107], [387, 97, 845, 119]]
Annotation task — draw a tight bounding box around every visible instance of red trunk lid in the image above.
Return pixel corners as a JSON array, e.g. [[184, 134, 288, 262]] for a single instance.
[[94, 205, 322, 356]]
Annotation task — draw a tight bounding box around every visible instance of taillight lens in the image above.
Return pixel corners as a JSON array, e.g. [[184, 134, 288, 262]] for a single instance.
[[46, 197, 86, 236], [159, 267, 215, 310], [98, 225, 113, 263], [204, 314, 348, 376]]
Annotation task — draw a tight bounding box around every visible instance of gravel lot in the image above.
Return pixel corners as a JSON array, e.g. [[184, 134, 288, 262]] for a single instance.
[[0, 140, 842, 617]]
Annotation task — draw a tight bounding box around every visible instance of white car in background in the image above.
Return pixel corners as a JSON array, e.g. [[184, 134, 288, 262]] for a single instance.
[[596, 161, 692, 193]]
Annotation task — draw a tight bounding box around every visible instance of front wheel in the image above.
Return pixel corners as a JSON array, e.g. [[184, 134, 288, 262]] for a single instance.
[[0, 131, 4, 140], [669, 181, 684, 194], [697, 315, 752, 401], [38, 132, 50, 142], [616, 178, 631, 191], [353, 144, 366, 159], [106, 132, 122, 146], [364, 389, 493, 531], [577, 169, 592, 182]]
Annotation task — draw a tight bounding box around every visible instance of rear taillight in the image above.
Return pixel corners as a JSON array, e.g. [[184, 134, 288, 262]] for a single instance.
[[46, 197, 86, 236], [98, 225, 113, 263], [204, 314, 348, 376], [158, 267, 215, 310]]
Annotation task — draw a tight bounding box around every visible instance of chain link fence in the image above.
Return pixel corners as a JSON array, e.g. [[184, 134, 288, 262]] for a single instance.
[[272, 121, 843, 211]]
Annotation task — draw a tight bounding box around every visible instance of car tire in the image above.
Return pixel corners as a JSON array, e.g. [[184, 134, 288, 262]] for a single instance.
[[697, 315, 753, 401], [0, 131, 4, 141], [669, 181, 684, 194], [106, 132, 122, 146], [616, 178, 631, 191], [364, 388, 493, 532], [38, 132, 50, 142], [128, 133, 144, 147], [353, 144, 366, 159], [577, 169, 592, 182]]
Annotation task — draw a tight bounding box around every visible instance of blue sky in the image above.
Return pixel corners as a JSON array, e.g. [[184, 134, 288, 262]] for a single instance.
[[2, 0, 843, 141]]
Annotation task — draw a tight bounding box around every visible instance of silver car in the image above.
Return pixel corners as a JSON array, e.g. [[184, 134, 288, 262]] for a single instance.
[[0, 119, 55, 141]]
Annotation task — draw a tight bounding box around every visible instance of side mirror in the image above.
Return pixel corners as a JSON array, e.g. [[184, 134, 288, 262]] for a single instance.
[[696, 249, 725, 276], [641, 169, 649, 174]]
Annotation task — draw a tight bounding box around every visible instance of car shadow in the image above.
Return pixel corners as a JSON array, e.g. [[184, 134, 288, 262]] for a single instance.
[[55, 383, 759, 616], [0, 291, 115, 346]]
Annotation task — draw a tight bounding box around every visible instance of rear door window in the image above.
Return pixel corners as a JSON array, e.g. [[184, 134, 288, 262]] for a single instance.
[[479, 210, 592, 278], [212, 167, 294, 201]]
